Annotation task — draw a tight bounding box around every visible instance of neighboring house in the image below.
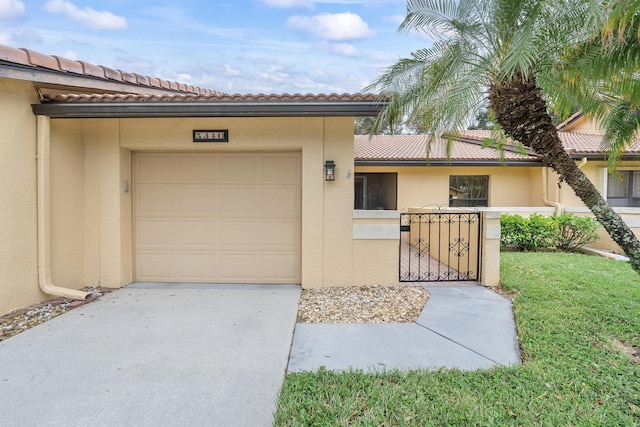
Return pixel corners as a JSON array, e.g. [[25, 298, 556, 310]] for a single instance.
[[354, 122, 640, 254], [0, 44, 387, 315]]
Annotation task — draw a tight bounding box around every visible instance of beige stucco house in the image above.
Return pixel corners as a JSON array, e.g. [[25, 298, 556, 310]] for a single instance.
[[2, 44, 638, 316], [0, 44, 396, 315]]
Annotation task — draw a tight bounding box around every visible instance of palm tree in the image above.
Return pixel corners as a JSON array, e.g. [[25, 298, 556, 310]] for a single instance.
[[367, 0, 640, 272]]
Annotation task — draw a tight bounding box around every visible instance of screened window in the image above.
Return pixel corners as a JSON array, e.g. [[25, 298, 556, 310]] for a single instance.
[[354, 173, 397, 210], [449, 176, 489, 207], [607, 171, 640, 207]]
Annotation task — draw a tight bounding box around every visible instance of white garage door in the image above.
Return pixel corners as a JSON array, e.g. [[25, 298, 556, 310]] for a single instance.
[[134, 152, 301, 283]]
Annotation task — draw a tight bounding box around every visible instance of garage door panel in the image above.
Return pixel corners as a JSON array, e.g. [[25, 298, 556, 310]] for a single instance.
[[261, 254, 300, 282], [219, 154, 261, 183], [175, 186, 218, 215], [137, 220, 175, 246], [261, 221, 301, 249], [174, 155, 218, 183], [218, 220, 260, 248], [136, 154, 174, 183], [219, 187, 260, 216], [177, 220, 216, 248], [178, 253, 219, 280], [136, 253, 175, 280], [136, 186, 175, 214], [135, 152, 301, 283], [262, 154, 301, 183], [218, 253, 260, 282]]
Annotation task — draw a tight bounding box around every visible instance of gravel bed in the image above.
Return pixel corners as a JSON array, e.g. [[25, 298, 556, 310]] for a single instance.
[[0, 287, 114, 342], [297, 285, 429, 323]]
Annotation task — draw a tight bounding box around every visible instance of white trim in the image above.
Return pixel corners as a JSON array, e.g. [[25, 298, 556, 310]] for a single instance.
[[487, 224, 501, 239], [352, 210, 400, 219], [600, 166, 608, 199], [352, 224, 399, 240]]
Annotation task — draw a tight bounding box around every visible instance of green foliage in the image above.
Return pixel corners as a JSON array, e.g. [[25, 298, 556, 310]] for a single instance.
[[364, 0, 640, 271], [500, 213, 557, 251], [553, 213, 600, 251], [275, 253, 640, 426], [501, 213, 600, 252]]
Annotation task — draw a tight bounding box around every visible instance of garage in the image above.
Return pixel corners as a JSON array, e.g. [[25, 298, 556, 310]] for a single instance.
[[134, 151, 302, 283]]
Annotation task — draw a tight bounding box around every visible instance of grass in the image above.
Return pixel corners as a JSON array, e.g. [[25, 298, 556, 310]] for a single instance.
[[274, 252, 640, 426]]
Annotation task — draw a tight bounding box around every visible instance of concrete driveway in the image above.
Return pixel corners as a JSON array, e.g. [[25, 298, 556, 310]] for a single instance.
[[0, 283, 301, 427]]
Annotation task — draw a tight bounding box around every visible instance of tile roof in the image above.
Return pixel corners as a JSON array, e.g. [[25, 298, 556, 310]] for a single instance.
[[458, 129, 640, 156], [354, 134, 540, 163], [0, 44, 216, 96], [43, 92, 381, 103]]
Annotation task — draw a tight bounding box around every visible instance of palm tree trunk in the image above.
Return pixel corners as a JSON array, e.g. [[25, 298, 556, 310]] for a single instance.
[[489, 74, 640, 272]]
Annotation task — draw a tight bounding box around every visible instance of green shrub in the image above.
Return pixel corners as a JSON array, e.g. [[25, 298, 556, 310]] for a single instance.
[[552, 213, 600, 251], [501, 213, 600, 252], [500, 213, 557, 251]]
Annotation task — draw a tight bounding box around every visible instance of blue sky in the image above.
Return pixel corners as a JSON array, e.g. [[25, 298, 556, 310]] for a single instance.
[[0, 0, 432, 94]]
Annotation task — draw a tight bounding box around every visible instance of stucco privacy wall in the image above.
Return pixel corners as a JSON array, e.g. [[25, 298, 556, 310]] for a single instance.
[[0, 80, 45, 314], [352, 210, 399, 286], [68, 116, 356, 290]]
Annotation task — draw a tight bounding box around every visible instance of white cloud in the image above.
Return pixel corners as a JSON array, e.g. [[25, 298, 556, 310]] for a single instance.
[[0, 31, 15, 45], [387, 14, 404, 25], [317, 41, 357, 56], [224, 64, 240, 76], [260, 0, 314, 8], [260, 65, 290, 83], [177, 73, 192, 82], [287, 12, 373, 41], [0, 0, 24, 20], [43, 0, 127, 30], [61, 50, 77, 60]]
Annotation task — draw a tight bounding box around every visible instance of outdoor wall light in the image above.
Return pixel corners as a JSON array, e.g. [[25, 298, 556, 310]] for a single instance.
[[324, 160, 335, 181]]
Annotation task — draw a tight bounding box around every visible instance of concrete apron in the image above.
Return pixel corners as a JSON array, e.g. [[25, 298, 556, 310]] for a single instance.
[[0, 283, 301, 427], [288, 285, 522, 372]]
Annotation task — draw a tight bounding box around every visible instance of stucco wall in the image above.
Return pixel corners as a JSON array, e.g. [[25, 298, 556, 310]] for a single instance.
[[50, 120, 85, 288], [355, 165, 543, 209], [56, 116, 356, 290], [548, 160, 640, 254], [0, 79, 45, 315]]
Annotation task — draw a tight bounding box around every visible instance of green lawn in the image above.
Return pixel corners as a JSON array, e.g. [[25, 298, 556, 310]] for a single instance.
[[274, 252, 640, 426]]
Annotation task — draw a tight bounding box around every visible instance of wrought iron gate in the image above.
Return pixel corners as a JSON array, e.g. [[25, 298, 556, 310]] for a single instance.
[[400, 208, 482, 282]]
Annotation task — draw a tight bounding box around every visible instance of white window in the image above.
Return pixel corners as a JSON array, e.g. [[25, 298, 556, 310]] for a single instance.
[[607, 170, 640, 207], [449, 176, 489, 207]]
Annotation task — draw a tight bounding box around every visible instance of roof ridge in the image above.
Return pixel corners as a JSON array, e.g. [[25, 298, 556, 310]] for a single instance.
[[42, 92, 382, 103], [0, 43, 217, 96]]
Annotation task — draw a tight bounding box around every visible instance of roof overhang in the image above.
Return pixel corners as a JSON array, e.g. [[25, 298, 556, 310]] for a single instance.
[[32, 100, 387, 118], [1, 61, 183, 97], [568, 153, 640, 160], [355, 160, 544, 167]]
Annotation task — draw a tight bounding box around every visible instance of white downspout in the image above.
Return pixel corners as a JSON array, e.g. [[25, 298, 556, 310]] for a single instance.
[[37, 115, 90, 301], [576, 157, 588, 169], [542, 167, 564, 215]]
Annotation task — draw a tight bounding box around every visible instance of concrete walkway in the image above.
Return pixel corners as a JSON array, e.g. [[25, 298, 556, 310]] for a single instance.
[[0, 283, 520, 426], [288, 285, 521, 372], [0, 284, 301, 427]]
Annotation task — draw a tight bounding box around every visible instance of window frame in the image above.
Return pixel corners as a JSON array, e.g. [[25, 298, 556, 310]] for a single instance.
[[354, 172, 398, 210], [604, 168, 640, 208], [449, 175, 489, 208]]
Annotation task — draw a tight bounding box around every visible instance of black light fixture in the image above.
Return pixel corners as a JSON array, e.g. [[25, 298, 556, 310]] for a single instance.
[[324, 160, 335, 181]]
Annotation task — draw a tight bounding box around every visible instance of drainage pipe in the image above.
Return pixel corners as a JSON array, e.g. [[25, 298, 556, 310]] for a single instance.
[[542, 167, 564, 215], [37, 115, 90, 301]]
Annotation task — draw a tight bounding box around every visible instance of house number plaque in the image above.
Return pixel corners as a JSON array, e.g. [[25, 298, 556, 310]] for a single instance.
[[193, 130, 229, 143]]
